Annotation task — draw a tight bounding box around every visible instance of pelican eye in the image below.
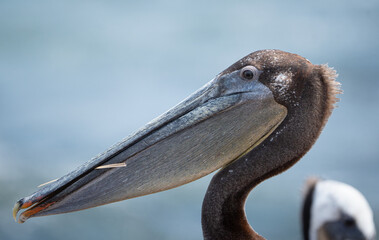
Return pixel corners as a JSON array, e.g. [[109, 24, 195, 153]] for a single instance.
[[240, 66, 260, 81], [343, 217, 356, 227]]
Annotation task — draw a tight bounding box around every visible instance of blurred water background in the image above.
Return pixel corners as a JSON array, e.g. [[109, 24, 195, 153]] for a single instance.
[[1, 1, 379, 239]]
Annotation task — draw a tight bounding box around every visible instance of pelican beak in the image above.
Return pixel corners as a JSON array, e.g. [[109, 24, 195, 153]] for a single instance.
[[13, 70, 287, 223]]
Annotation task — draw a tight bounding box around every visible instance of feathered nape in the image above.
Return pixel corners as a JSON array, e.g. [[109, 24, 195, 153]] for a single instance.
[[318, 64, 341, 129], [320, 64, 342, 111]]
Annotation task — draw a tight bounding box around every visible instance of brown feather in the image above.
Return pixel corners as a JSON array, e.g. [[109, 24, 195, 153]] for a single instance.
[[202, 50, 340, 240]]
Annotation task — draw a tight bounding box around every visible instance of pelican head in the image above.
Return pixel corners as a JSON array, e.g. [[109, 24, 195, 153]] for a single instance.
[[303, 178, 376, 240], [14, 50, 340, 240]]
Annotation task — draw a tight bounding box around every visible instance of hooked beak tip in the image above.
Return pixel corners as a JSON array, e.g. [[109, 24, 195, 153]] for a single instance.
[[13, 199, 35, 223], [12, 201, 22, 223], [13, 196, 57, 223]]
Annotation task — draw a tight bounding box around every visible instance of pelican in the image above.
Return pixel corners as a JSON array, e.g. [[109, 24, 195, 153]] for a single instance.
[[13, 50, 340, 240], [302, 178, 376, 240]]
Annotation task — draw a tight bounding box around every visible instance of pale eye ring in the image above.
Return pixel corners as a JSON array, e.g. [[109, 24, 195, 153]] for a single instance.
[[240, 66, 260, 81]]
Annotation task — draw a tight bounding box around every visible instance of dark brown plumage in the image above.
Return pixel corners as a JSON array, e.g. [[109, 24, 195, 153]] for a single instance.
[[13, 50, 340, 240], [202, 50, 340, 240]]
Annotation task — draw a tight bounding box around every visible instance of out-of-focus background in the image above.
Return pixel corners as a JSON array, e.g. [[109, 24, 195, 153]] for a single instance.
[[1, 1, 378, 239]]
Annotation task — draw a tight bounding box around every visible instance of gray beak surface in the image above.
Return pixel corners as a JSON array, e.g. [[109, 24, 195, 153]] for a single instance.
[[13, 70, 287, 223]]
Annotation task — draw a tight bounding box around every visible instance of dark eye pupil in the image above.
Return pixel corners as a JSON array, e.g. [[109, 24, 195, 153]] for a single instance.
[[243, 70, 254, 79], [344, 218, 356, 227]]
